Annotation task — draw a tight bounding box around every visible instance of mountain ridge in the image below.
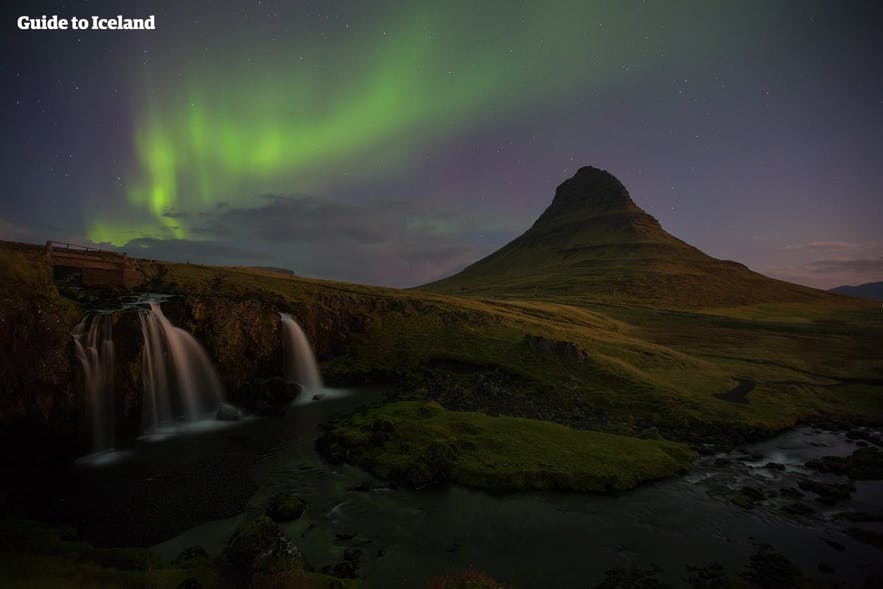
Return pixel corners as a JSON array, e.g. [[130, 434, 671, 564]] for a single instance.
[[830, 281, 883, 301], [423, 166, 847, 310]]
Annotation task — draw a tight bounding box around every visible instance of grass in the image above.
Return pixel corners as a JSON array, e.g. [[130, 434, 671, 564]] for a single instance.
[[2, 238, 882, 452], [319, 401, 696, 492]]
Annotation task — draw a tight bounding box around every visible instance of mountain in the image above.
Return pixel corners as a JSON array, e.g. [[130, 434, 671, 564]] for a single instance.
[[830, 281, 883, 301], [423, 166, 840, 309]]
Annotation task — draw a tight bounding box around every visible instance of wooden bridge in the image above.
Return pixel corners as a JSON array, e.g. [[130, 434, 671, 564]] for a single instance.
[[46, 241, 147, 289]]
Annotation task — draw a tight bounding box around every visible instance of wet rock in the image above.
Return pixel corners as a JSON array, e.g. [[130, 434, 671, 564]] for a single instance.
[[806, 447, 883, 480], [741, 486, 765, 502], [322, 547, 362, 578], [238, 378, 302, 417], [713, 458, 731, 466], [744, 544, 807, 588], [312, 393, 322, 401], [781, 502, 815, 516], [780, 487, 803, 499], [731, 494, 756, 510], [764, 462, 785, 471], [216, 403, 241, 421], [265, 493, 306, 522], [825, 539, 845, 551], [225, 516, 301, 574], [798, 479, 854, 504]]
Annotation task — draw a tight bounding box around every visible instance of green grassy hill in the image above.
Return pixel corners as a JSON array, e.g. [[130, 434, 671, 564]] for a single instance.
[[423, 166, 850, 310]]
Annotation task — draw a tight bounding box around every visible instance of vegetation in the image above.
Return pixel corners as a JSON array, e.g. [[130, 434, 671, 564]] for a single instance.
[[318, 401, 695, 491], [428, 569, 509, 589]]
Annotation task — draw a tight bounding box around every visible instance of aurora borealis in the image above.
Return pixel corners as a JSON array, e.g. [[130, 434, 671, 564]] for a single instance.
[[1, 0, 882, 287]]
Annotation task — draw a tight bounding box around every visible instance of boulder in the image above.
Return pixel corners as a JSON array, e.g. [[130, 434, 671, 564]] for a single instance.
[[216, 403, 241, 421], [238, 378, 302, 417], [225, 516, 301, 574]]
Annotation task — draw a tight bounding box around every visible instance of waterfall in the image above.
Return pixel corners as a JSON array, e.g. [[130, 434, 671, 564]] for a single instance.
[[72, 314, 115, 452], [140, 301, 224, 430], [279, 313, 322, 390]]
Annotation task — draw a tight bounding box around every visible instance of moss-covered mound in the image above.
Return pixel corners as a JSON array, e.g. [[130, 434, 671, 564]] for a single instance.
[[318, 401, 695, 492]]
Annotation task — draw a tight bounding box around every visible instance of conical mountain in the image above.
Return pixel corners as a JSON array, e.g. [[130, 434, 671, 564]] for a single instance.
[[424, 166, 835, 309]]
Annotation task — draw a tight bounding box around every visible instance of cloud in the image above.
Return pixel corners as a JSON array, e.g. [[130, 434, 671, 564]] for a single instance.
[[110, 195, 511, 287], [804, 256, 883, 274], [780, 241, 870, 253], [121, 237, 270, 265], [0, 217, 33, 242]]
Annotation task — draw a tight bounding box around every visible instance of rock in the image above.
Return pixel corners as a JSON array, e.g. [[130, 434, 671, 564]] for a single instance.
[[239, 378, 302, 417], [764, 462, 785, 471], [731, 494, 756, 510], [523, 334, 588, 362], [798, 479, 854, 504], [216, 403, 241, 421], [225, 516, 301, 574], [176, 578, 202, 589], [781, 502, 815, 516], [825, 539, 845, 551], [806, 447, 883, 480], [740, 486, 765, 502], [312, 393, 322, 401], [265, 493, 306, 522], [322, 548, 362, 579], [780, 487, 803, 499], [818, 562, 834, 574]]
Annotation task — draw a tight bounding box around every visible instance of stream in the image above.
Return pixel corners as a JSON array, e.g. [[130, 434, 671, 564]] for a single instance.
[[57, 388, 883, 588]]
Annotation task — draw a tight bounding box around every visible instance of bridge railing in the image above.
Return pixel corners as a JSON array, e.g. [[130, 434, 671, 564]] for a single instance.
[[45, 241, 125, 257]]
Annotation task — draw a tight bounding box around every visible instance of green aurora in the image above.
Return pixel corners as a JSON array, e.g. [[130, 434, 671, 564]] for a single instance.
[[87, 1, 752, 246]]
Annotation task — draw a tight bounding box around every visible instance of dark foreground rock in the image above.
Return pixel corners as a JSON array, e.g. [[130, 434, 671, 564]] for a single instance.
[[225, 516, 301, 574], [238, 377, 302, 416], [806, 447, 883, 480]]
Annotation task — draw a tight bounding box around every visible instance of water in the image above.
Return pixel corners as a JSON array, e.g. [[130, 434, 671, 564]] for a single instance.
[[72, 314, 115, 452], [139, 301, 225, 431], [58, 391, 870, 588], [279, 312, 322, 391]]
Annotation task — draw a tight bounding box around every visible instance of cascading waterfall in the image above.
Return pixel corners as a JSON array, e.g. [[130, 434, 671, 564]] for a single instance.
[[279, 312, 322, 391], [140, 301, 224, 431], [72, 314, 115, 452]]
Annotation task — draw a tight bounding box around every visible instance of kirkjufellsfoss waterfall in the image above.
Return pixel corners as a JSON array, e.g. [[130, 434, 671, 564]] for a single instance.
[[72, 314, 115, 452], [279, 312, 322, 391], [140, 301, 224, 432]]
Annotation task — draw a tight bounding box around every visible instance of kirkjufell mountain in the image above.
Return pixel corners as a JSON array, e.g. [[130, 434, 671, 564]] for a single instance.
[[425, 166, 837, 309]]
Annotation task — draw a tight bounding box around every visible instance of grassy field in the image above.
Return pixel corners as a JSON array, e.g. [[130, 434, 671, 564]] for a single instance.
[[319, 400, 696, 491]]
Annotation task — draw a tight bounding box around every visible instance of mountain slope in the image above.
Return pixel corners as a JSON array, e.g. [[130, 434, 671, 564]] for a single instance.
[[423, 166, 843, 310], [831, 281, 883, 301]]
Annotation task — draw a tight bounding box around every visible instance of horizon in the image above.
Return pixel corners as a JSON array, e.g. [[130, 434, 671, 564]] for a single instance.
[[1, 0, 881, 289]]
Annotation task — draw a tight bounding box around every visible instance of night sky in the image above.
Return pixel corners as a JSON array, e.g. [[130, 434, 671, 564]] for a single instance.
[[1, 0, 881, 289]]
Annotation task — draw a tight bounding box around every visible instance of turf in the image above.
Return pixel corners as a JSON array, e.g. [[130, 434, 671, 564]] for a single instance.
[[319, 401, 696, 491]]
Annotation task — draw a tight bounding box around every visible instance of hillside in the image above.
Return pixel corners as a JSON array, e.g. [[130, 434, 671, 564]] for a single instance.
[[2, 238, 880, 458], [423, 166, 849, 310], [831, 281, 883, 301]]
